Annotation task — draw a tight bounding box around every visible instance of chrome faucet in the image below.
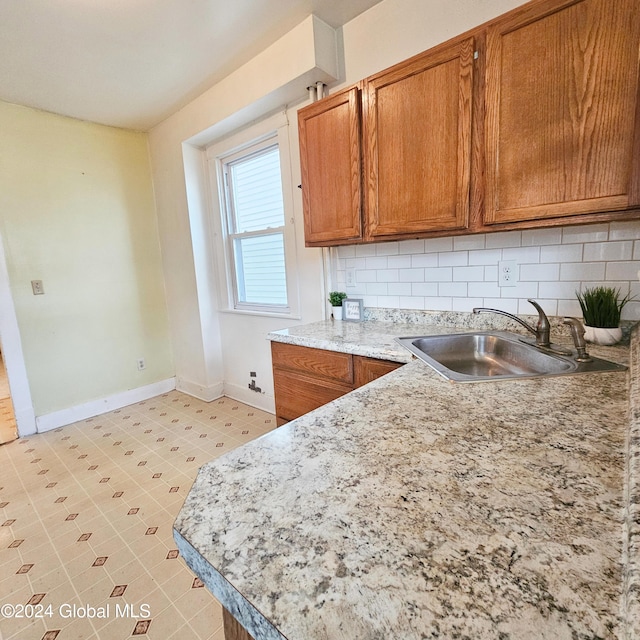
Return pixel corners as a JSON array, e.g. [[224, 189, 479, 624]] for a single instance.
[[563, 317, 592, 362], [473, 298, 552, 347]]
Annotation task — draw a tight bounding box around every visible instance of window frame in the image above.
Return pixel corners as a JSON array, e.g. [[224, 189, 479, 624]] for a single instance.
[[206, 113, 300, 319]]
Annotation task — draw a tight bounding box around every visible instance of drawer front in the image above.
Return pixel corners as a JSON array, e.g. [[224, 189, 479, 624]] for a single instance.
[[271, 342, 354, 385], [353, 356, 403, 388], [273, 369, 353, 423]]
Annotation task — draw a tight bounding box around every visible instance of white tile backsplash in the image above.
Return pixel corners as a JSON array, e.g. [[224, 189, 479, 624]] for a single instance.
[[583, 241, 633, 262], [519, 263, 560, 281], [606, 261, 640, 281], [335, 221, 640, 320], [485, 231, 522, 249], [560, 262, 605, 281], [411, 282, 438, 296], [453, 234, 485, 251], [540, 244, 583, 263], [561, 223, 609, 243], [469, 249, 502, 265], [438, 251, 468, 267], [423, 237, 453, 253], [521, 227, 563, 246], [424, 267, 452, 282]]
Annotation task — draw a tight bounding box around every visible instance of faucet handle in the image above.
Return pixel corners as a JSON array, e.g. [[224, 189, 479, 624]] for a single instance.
[[563, 317, 591, 362], [563, 316, 585, 336], [526, 299, 550, 346]]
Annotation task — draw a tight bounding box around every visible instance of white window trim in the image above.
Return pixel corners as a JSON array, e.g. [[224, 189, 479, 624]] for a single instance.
[[206, 112, 301, 319]]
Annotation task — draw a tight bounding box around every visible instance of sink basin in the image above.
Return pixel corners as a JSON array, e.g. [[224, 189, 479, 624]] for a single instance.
[[396, 331, 627, 382]]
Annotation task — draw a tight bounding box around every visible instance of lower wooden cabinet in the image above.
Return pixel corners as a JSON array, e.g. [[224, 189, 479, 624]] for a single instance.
[[222, 608, 254, 640], [353, 355, 402, 388], [271, 342, 403, 426]]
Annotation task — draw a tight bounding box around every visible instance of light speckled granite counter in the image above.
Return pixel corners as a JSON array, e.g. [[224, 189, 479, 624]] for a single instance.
[[175, 316, 639, 640]]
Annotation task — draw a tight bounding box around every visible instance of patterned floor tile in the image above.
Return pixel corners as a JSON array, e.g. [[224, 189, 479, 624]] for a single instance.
[[0, 392, 275, 639]]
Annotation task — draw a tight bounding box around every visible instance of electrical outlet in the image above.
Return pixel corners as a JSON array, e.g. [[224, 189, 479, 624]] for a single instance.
[[137, 358, 146, 371], [346, 268, 356, 287], [498, 260, 518, 287], [31, 280, 44, 295]]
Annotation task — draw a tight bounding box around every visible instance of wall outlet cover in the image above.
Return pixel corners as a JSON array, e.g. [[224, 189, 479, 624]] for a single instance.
[[31, 280, 44, 295], [498, 261, 518, 287]]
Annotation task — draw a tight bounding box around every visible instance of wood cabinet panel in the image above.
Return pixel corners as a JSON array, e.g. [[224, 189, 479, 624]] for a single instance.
[[274, 369, 353, 424], [271, 342, 404, 425], [354, 356, 403, 389], [222, 608, 255, 640], [365, 37, 475, 239], [296, 0, 640, 246], [271, 341, 353, 384], [484, 0, 640, 224], [298, 85, 363, 245]]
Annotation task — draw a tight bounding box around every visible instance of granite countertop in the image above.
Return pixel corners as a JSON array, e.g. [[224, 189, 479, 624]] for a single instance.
[[174, 317, 638, 640]]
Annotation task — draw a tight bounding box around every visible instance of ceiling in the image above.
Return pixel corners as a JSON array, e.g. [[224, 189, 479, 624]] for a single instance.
[[0, 0, 383, 131]]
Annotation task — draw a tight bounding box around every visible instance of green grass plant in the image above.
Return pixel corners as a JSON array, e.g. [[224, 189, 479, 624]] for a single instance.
[[576, 286, 633, 328]]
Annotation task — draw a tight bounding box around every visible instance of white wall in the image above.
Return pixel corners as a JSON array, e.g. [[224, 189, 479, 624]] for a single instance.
[[341, 0, 526, 82], [0, 101, 174, 421], [148, 17, 336, 411]]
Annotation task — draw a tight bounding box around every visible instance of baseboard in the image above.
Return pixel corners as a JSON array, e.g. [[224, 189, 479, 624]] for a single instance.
[[15, 406, 37, 437], [175, 377, 224, 403], [222, 381, 275, 414], [35, 378, 177, 433]]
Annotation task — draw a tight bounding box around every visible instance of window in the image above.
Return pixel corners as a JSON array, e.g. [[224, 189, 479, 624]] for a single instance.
[[223, 142, 287, 308], [208, 114, 299, 317]]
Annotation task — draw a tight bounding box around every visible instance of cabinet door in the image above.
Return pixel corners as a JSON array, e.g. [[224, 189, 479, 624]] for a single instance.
[[365, 37, 475, 239], [298, 85, 363, 246], [273, 370, 354, 425], [353, 356, 403, 388], [271, 342, 355, 425], [484, 0, 640, 225]]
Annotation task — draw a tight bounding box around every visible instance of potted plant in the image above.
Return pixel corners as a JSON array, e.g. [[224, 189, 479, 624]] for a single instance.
[[328, 291, 347, 320], [576, 286, 633, 345]]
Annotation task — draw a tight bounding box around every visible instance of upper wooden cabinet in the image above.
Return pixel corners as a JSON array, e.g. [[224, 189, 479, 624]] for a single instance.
[[484, 0, 640, 225], [298, 85, 363, 245], [298, 36, 475, 246], [365, 37, 475, 239], [297, 0, 640, 246]]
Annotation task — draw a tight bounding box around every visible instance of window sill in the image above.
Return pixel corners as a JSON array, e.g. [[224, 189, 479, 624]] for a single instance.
[[219, 308, 301, 321]]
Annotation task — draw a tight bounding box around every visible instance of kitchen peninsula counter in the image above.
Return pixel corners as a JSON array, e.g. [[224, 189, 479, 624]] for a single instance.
[[174, 318, 638, 640]]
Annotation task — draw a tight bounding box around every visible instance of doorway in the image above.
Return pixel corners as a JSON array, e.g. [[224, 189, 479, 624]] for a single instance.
[[0, 348, 17, 443], [0, 232, 35, 438]]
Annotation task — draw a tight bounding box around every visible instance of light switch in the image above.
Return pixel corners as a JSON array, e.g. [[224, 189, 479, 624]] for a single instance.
[[31, 280, 45, 295]]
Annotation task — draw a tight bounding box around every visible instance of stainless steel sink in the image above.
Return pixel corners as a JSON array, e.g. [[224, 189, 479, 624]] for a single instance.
[[395, 331, 627, 382]]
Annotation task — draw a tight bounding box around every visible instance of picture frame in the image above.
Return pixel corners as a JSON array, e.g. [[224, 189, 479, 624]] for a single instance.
[[343, 298, 364, 322]]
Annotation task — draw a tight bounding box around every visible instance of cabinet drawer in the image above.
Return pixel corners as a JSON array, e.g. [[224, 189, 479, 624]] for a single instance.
[[271, 342, 354, 385], [354, 356, 403, 388], [273, 369, 353, 424]]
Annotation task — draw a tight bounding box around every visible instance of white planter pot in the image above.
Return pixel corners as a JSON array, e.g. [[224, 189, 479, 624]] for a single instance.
[[332, 305, 343, 320], [583, 325, 622, 345]]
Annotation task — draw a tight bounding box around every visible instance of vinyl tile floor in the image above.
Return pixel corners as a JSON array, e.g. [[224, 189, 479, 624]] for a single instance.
[[0, 391, 276, 640]]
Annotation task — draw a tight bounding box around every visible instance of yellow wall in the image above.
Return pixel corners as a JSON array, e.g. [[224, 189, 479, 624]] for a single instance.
[[0, 101, 173, 416]]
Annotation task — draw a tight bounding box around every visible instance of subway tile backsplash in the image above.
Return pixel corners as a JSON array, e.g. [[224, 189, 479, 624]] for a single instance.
[[335, 221, 640, 321]]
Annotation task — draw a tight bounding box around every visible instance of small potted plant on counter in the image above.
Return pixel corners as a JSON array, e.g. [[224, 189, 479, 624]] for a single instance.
[[576, 285, 633, 345], [328, 291, 347, 320]]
